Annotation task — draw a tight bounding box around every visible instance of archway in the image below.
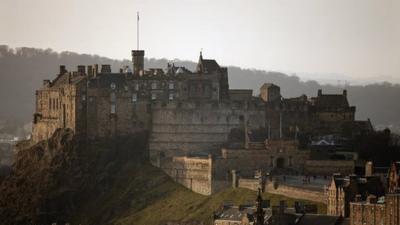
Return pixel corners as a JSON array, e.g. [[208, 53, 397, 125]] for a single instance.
[[276, 157, 285, 169]]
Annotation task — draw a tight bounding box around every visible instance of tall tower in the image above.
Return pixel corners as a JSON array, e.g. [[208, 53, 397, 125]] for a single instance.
[[132, 50, 144, 75], [132, 12, 144, 75]]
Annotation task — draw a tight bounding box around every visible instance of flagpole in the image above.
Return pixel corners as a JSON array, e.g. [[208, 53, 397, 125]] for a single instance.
[[137, 12, 139, 50]]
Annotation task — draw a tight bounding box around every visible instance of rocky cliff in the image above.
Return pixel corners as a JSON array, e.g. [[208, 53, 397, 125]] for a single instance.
[[0, 128, 148, 225]]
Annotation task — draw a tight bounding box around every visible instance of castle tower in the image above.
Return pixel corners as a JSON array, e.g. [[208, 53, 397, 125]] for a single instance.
[[132, 50, 145, 76]]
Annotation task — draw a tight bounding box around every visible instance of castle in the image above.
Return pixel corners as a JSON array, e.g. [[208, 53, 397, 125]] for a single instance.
[[31, 48, 373, 195]]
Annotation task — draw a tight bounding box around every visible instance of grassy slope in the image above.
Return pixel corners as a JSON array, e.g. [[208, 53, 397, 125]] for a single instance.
[[73, 163, 326, 225]]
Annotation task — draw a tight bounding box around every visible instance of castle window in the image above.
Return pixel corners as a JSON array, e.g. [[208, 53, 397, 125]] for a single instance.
[[132, 93, 137, 102], [110, 92, 116, 114], [110, 105, 116, 114], [152, 82, 157, 89], [169, 82, 174, 90], [169, 93, 174, 100]]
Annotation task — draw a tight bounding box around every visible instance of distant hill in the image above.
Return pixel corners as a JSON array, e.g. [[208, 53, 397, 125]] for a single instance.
[[1, 45, 399, 134]]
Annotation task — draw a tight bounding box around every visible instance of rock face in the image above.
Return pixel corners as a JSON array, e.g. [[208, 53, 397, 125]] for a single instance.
[[0, 128, 148, 225]]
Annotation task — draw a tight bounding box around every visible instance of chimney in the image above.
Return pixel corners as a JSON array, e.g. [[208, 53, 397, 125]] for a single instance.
[[87, 65, 93, 77], [59, 65, 67, 75], [94, 64, 99, 76], [77, 65, 86, 74], [367, 195, 377, 204], [101, 64, 111, 73], [365, 161, 374, 177], [343, 89, 347, 97], [132, 50, 145, 76], [318, 89, 322, 96], [354, 194, 362, 202]]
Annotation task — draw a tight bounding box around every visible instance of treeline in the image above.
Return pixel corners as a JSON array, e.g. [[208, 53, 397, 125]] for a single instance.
[[1, 45, 400, 134]]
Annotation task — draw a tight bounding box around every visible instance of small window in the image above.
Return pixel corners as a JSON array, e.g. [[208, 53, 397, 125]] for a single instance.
[[152, 82, 157, 89], [169, 82, 174, 90], [82, 94, 86, 101], [151, 93, 157, 100], [134, 83, 139, 91], [110, 92, 116, 103], [169, 93, 174, 100], [111, 104, 116, 114], [132, 93, 137, 102]]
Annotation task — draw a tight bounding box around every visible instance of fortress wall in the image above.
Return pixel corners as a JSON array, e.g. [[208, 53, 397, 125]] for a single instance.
[[238, 178, 262, 191], [265, 182, 326, 203], [149, 103, 265, 164], [161, 156, 213, 195], [304, 160, 355, 175]]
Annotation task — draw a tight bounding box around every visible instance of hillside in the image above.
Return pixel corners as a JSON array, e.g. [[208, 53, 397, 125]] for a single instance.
[[0, 129, 324, 225], [1, 45, 400, 136]]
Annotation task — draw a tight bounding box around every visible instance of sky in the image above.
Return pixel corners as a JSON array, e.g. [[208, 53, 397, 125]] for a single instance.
[[1, 0, 399, 84]]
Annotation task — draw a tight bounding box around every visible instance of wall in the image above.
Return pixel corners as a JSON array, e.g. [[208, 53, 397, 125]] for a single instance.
[[149, 101, 266, 165], [160, 155, 213, 195], [305, 160, 355, 175], [265, 181, 326, 203]]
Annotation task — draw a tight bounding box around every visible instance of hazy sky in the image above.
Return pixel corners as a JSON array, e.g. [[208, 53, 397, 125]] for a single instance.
[[1, 0, 399, 84]]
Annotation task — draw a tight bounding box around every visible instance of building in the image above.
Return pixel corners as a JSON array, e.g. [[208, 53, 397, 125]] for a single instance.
[[31, 48, 374, 196], [326, 174, 384, 217]]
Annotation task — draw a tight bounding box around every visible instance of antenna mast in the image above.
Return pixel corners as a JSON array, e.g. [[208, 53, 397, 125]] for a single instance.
[[137, 11, 139, 50]]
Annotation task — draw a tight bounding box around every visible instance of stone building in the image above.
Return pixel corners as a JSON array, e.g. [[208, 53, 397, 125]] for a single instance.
[[326, 174, 384, 217], [347, 162, 400, 225], [31, 47, 374, 197]]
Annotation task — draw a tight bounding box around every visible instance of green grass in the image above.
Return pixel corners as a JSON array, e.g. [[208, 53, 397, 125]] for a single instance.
[[73, 163, 326, 225]]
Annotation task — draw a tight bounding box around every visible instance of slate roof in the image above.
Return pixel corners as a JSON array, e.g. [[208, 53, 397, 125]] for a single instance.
[[260, 83, 280, 89], [312, 94, 349, 109], [88, 73, 127, 89], [50, 73, 86, 88], [296, 214, 340, 225]]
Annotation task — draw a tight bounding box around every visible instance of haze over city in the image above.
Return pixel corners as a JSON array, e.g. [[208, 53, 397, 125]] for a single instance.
[[1, 0, 399, 84]]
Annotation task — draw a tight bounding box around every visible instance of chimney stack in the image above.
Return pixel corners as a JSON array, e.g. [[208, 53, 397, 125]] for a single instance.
[[87, 65, 93, 77], [94, 64, 99, 76], [101, 64, 111, 73], [132, 50, 145, 76], [77, 65, 86, 74], [59, 65, 67, 75]]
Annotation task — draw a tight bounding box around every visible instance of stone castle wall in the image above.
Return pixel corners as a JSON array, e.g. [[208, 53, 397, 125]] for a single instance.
[[149, 101, 266, 164], [265, 181, 326, 203], [305, 160, 355, 175], [160, 155, 213, 195]]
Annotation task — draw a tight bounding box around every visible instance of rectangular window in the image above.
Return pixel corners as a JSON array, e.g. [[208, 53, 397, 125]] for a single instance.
[[134, 83, 139, 91], [169, 82, 174, 90], [151, 93, 157, 100], [152, 82, 157, 89], [169, 93, 174, 100], [132, 93, 137, 102], [111, 104, 116, 114]]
